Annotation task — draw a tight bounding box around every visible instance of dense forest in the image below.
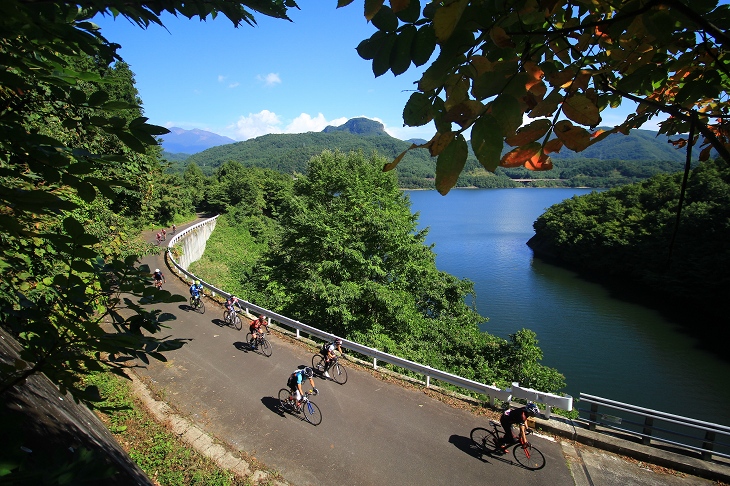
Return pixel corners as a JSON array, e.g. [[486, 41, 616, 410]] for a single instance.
[[165, 120, 693, 189], [527, 159, 730, 318]]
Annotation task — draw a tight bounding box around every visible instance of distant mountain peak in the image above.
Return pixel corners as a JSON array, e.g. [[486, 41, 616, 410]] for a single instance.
[[161, 127, 236, 154], [322, 117, 388, 136]]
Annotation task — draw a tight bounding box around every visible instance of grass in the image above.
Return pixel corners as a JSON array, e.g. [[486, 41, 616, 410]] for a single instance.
[[82, 370, 267, 486]]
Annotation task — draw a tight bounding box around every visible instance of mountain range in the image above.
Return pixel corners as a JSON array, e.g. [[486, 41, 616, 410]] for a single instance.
[[162, 118, 697, 188]]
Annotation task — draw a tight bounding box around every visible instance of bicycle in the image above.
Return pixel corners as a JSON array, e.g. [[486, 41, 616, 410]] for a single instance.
[[278, 389, 322, 425], [470, 420, 545, 470], [223, 308, 242, 330], [245, 331, 272, 357], [189, 295, 206, 314], [153, 278, 164, 290], [312, 353, 347, 384]]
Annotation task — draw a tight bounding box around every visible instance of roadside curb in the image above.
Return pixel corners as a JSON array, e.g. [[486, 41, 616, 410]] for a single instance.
[[126, 371, 290, 485]]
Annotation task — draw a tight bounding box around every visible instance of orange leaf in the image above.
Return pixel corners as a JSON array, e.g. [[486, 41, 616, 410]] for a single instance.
[[525, 152, 553, 171], [505, 119, 551, 146], [562, 93, 601, 127], [500, 142, 542, 168], [554, 120, 591, 151], [389, 0, 409, 13], [490, 25, 514, 48], [384, 143, 419, 171], [543, 138, 563, 154], [546, 68, 576, 88], [365, 0, 385, 20], [428, 131, 456, 157]]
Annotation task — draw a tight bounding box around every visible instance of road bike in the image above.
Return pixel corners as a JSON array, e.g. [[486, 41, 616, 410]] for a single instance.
[[153, 278, 164, 290], [278, 389, 322, 426], [312, 353, 347, 384], [223, 308, 242, 330], [189, 295, 205, 314], [470, 420, 545, 470], [246, 331, 272, 357]]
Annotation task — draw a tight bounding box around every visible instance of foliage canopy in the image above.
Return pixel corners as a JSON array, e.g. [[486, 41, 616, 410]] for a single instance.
[[347, 0, 730, 194]]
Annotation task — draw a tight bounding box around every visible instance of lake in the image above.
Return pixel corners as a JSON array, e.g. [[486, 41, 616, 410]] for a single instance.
[[407, 188, 730, 427]]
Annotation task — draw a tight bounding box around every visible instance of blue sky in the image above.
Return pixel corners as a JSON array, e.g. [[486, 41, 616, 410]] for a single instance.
[[92, 1, 663, 142]]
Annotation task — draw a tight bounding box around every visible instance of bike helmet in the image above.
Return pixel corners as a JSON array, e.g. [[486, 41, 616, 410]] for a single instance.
[[304, 367, 314, 378], [525, 403, 540, 416], [335, 338, 342, 345], [155, 268, 160, 273], [195, 280, 200, 285]]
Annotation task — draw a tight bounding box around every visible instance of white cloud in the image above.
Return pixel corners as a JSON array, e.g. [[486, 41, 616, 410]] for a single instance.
[[256, 73, 281, 86], [285, 113, 346, 133], [228, 82, 240, 89], [226, 111, 357, 141], [217, 75, 226, 83], [229, 110, 283, 140]]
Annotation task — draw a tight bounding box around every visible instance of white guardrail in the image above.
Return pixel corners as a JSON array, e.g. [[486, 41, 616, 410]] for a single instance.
[[165, 217, 573, 417]]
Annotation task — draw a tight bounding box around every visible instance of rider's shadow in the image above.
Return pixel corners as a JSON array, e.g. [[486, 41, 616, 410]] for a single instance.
[[261, 396, 285, 417], [449, 434, 489, 462], [233, 341, 251, 352], [213, 319, 229, 328]]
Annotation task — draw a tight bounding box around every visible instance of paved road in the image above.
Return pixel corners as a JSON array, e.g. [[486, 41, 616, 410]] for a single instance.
[[138, 223, 717, 486]]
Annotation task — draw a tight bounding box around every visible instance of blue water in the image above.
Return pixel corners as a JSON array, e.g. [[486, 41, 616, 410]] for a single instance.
[[407, 188, 730, 426]]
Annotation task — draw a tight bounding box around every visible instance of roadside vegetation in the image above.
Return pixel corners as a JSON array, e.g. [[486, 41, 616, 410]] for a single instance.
[[82, 370, 257, 486]]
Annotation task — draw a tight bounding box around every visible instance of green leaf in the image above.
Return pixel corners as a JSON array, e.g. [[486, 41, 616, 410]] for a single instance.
[[356, 31, 388, 60], [433, 0, 468, 42], [471, 114, 503, 172], [395, 0, 421, 23], [403, 92, 433, 126], [412, 25, 437, 67], [391, 25, 417, 75], [491, 94, 522, 136], [435, 133, 468, 195], [371, 5, 398, 32], [63, 217, 85, 238], [372, 33, 397, 77]]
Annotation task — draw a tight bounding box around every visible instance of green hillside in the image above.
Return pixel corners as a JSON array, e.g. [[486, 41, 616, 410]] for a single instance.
[[169, 122, 693, 189]]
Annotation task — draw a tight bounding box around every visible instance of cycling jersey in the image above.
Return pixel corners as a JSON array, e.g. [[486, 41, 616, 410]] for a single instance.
[[190, 284, 203, 297]]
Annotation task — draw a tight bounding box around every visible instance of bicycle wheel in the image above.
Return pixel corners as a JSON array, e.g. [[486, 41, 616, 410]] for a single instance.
[[278, 388, 295, 412], [223, 310, 231, 324], [331, 362, 348, 384], [513, 442, 545, 470], [245, 333, 254, 348], [303, 400, 322, 426], [233, 315, 242, 331], [260, 337, 272, 357], [470, 427, 498, 452], [197, 299, 205, 314], [312, 354, 325, 373]]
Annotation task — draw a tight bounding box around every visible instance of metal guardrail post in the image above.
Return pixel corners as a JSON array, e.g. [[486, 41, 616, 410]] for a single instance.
[[373, 357, 377, 370], [702, 431, 716, 460], [425, 376, 430, 388], [642, 417, 654, 445], [589, 403, 599, 431]]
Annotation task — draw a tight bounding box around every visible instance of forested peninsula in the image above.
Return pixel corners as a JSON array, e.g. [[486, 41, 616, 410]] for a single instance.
[[527, 159, 730, 320]]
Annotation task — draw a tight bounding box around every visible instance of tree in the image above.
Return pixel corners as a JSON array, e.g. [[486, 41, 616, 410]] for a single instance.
[[257, 149, 565, 388], [347, 0, 730, 194], [0, 1, 299, 398]]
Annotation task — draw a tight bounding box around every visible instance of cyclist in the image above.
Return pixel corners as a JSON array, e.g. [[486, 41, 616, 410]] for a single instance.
[[172, 224, 176, 234], [152, 268, 165, 289], [249, 314, 267, 349], [190, 280, 203, 305], [155, 232, 161, 245], [287, 367, 318, 410], [320, 338, 343, 378], [225, 295, 239, 314], [161, 228, 166, 240], [498, 402, 540, 451]]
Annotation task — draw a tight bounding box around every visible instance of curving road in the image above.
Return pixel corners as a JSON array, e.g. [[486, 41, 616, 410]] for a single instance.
[[136, 221, 574, 486]]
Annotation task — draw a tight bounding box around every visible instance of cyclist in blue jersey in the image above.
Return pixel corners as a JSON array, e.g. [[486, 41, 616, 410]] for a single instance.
[[190, 280, 203, 304], [287, 367, 318, 409]]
